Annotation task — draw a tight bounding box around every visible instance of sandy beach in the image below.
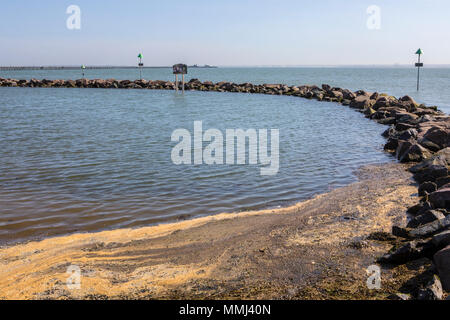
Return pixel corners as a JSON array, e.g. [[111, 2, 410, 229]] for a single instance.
[[0, 162, 426, 300]]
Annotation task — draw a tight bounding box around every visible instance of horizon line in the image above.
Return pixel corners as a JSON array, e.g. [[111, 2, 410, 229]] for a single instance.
[[2, 64, 450, 69]]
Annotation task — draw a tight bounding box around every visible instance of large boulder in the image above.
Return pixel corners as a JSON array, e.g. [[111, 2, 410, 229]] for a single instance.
[[341, 89, 356, 100], [355, 90, 370, 97], [382, 125, 396, 138], [398, 129, 418, 141], [407, 201, 433, 216], [329, 90, 343, 101], [417, 275, 444, 300], [409, 215, 450, 238], [349, 95, 372, 109], [418, 182, 438, 197], [421, 127, 450, 151], [378, 240, 435, 264], [398, 95, 419, 111], [436, 176, 450, 189], [373, 96, 392, 110], [432, 230, 450, 248], [396, 140, 432, 163], [433, 246, 450, 291], [407, 210, 445, 228], [395, 112, 418, 124], [396, 122, 416, 132], [429, 188, 450, 210], [414, 167, 448, 185]]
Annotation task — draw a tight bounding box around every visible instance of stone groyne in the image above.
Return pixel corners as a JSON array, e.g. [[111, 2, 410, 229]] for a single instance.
[[1, 76, 450, 299]]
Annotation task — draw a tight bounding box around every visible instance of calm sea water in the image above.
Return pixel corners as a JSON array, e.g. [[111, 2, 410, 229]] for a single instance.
[[1, 67, 448, 245]]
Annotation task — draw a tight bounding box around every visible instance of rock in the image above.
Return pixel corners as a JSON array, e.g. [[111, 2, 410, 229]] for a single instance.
[[377, 117, 396, 125], [342, 90, 356, 100], [384, 137, 398, 152], [407, 203, 426, 216], [363, 107, 376, 116], [370, 92, 379, 100], [387, 293, 411, 300], [392, 226, 412, 239], [433, 246, 450, 291], [396, 122, 416, 132], [432, 230, 450, 247], [396, 112, 418, 123], [382, 126, 396, 138], [396, 140, 432, 163], [321, 84, 331, 91], [355, 90, 370, 97], [429, 188, 450, 210], [412, 164, 448, 184], [398, 129, 418, 141], [436, 147, 450, 163], [400, 95, 418, 105], [329, 90, 343, 101], [409, 215, 450, 238], [436, 176, 450, 189], [407, 210, 445, 228], [378, 240, 435, 264], [422, 127, 450, 151], [373, 96, 392, 110], [415, 202, 434, 216], [410, 154, 448, 173], [417, 275, 443, 300], [419, 138, 442, 152], [349, 95, 372, 109], [418, 182, 438, 197], [440, 184, 450, 190]]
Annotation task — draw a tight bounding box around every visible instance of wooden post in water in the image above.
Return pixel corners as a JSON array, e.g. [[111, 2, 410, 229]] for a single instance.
[[182, 74, 185, 93], [172, 64, 188, 94], [415, 48, 424, 91]]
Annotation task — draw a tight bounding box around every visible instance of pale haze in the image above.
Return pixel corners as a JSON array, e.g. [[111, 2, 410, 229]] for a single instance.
[[1, 0, 449, 66]]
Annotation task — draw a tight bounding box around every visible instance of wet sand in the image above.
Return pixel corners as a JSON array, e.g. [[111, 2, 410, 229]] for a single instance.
[[0, 163, 423, 300]]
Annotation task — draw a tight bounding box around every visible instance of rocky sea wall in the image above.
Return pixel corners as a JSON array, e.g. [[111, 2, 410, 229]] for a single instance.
[[1, 76, 450, 299]]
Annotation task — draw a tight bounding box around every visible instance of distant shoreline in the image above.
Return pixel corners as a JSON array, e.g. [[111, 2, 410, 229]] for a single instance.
[[1, 65, 450, 70], [0, 65, 218, 71]]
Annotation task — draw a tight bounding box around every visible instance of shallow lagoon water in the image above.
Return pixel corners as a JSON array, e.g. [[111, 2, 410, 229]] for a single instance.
[[0, 84, 396, 244]]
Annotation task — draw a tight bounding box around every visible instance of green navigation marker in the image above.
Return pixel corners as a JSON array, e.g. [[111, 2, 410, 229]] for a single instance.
[[137, 53, 144, 80], [415, 49, 424, 91]]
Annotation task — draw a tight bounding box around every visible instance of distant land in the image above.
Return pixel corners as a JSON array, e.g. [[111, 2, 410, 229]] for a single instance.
[[1, 64, 450, 71], [0, 65, 218, 71]]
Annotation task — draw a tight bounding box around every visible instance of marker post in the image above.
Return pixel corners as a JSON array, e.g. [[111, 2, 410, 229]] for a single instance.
[[415, 49, 424, 91], [138, 53, 144, 80]]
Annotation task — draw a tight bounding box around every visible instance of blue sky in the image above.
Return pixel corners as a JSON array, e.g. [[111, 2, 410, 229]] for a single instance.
[[1, 0, 449, 66]]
